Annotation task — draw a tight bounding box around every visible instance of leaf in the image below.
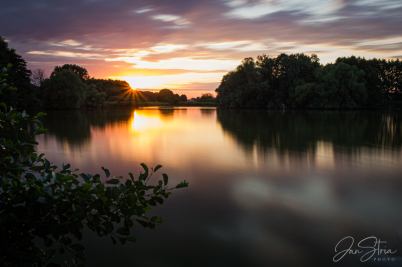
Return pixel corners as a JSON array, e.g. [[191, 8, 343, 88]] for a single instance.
[[154, 197, 164, 205], [143, 206, 151, 212], [119, 237, 126, 245], [45, 249, 56, 260], [126, 236, 137, 242], [75, 252, 87, 262], [126, 193, 137, 207], [116, 227, 130, 235], [136, 219, 148, 228], [44, 159, 50, 170], [110, 236, 116, 245], [176, 182, 188, 188], [106, 179, 120, 184], [106, 187, 121, 200], [128, 172, 135, 182], [101, 167, 110, 178], [109, 204, 118, 212], [102, 221, 114, 233], [154, 164, 162, 172], [162, 173, 168, 186], [0, 102, 6, 110], [35, 129, 48, 135], [80, 173, 90, 183], [36, 112, 47, 117], [71, 210, 86, 222], [140, 163, 149, 174]]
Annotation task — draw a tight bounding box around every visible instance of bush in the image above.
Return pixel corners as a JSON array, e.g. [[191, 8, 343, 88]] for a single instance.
[[43, 70, 86, 109], [0, 68, 188, 266]]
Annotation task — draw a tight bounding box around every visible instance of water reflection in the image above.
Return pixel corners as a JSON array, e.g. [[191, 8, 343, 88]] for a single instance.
[[131, 111, 163, 132], [35, 108, 402, 267]]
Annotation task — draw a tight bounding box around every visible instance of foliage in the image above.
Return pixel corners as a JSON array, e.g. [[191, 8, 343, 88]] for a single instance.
[[216, 53, 400, 109], [180, 94, 187, 102], [0, 68, 188, 266], [86, 78, 132, 100], [43, 70, 87, 109], [51, 64, 90, 81], [85, 84, 107, 108], [138, 91, 158, 102], [157, 89, 174, 102], [0, 37, 40, 109], [198, 93, 215, 103], [291, 62, 367, 108]]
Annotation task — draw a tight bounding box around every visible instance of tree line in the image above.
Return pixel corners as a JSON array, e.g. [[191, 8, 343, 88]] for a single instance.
[[215, 53, 402, 109], [0, 37, 194, 109]]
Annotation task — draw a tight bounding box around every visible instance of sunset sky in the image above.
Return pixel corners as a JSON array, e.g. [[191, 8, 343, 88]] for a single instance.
[[2, 0, 402, 97]]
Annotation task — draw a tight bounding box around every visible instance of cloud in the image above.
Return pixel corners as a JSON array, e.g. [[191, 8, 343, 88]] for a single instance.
[[151, 14, 191, 27], [112, 72, 225, 90], [27, 50, 104, 59], [1, 0, 401, 87], [135, 7, 153, 13]]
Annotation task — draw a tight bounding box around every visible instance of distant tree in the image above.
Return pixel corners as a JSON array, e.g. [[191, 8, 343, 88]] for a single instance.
[[85, 84, 107, 108], [31, 68, 48, 87], [43, 70, 87, 109], [291, 62, 367, 108], [51, 64, 90, 81], [0, 36, 40, 109], [199, 93, 215, 102], [180, 94, 187, 102], [335, 56, 384, 108], [157, 89, 174, 102]]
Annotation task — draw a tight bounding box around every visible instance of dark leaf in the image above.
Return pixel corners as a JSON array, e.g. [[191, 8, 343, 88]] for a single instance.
[[116, 227, 130, 235], [154, 165, 162, 172], [75, 252, 87, 262], [45, 249, 56, 260], [162, 173, 168, 186], [101, 167, 110, 178], [140, 163, 148, 174], [126, 236, 137, 242]]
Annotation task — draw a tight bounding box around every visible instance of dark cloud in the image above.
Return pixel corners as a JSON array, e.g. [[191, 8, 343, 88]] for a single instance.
[[1, 0, 401, 83]]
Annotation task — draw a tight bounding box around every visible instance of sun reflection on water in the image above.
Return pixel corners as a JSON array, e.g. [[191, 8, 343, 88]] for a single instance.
[[131, 111, 164, 132]]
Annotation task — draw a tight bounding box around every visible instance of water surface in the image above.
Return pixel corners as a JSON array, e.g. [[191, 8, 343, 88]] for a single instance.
[[36, 108, 402, 267]]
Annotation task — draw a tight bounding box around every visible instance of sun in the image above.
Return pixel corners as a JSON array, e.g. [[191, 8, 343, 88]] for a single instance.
[[121, 76, 159, 90]]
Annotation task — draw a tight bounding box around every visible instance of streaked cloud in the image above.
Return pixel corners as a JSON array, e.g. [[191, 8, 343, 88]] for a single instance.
[[225, 0, 344, 20], [106, 57, 239, 71], [27, 50, 104, 59], [50, 39, 82, 47], [152, 14, 191, 27], [113, 72, 226, 90], [1, 0, 401, 96], [135, 7, 153, 13]]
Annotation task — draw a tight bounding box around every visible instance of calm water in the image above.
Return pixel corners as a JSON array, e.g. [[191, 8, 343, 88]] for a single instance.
[[36, 108, 402, 267]]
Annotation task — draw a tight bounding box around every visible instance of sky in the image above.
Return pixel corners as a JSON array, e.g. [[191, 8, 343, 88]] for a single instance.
[[1, 0, 402, 97]]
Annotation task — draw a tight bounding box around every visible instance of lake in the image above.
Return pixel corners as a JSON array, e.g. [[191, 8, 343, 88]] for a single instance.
[[35, 107, 402, 267]]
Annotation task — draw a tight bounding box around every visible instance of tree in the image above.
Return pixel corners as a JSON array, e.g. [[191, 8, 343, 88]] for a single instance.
[[85, 84, 107, 108], [0, 68, 188, 266], [157, 89, 174, 102], [0, 37, 40, 109], [51, 64, 90, 81], [180, 94, 187, 102], [199, 93, 215, 102], [31, 68, 48, 87], [43, 69, 87, 109], [335, 56, 384, 108]]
